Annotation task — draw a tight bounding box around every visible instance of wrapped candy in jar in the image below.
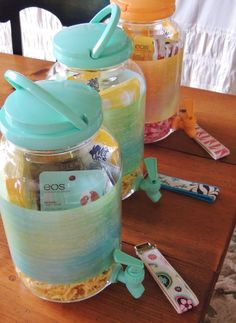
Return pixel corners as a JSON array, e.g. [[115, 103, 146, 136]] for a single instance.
[[0, 70, 145, 302], [48, 4, 146, 199], [111, 0, 184, 142]]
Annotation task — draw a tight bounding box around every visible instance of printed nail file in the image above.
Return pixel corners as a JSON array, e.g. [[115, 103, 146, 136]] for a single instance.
[[194, 125, 230, 160], [159, 174, 220, 203], [135, 242, 199, 314]]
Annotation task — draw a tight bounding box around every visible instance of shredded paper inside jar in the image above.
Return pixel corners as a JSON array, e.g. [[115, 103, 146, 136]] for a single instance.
[[17, 268, 112, 302]]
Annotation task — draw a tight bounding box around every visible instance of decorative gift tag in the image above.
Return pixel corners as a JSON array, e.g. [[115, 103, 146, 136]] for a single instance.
[[135, 242, 199, 314]]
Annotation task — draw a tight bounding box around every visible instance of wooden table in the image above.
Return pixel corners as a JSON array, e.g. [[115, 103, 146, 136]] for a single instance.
[[0, 53, 235, 323]]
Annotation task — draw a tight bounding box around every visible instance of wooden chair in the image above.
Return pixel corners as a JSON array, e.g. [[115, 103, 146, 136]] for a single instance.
[[0, 0, 109, 55]]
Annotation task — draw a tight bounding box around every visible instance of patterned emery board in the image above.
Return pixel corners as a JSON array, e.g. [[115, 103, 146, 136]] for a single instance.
[[159, 174, 220, 203], [135, 242, 199, 314]]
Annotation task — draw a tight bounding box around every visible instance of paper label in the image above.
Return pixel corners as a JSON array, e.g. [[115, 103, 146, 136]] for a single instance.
[[133, 36, 155, 61], [0, 180, 121, 284], [100, 73, 145, 175], [39, 170, 107, 211], [136, 50, 183, 122]]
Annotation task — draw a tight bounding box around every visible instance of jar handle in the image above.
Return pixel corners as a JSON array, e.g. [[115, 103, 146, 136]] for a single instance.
[[4, 70, 87, 130], [90, 4, 120, 59]]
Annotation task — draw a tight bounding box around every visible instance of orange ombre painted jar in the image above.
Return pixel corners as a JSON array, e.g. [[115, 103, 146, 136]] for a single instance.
[[111, 0, 184, 142]]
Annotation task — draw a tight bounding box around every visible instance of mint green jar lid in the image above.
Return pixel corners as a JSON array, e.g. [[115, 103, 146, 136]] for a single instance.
[[0, 70, 103, 150], [53, 4, 132, 69]]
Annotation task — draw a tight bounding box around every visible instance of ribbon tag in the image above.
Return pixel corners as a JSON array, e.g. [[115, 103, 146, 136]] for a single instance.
[[194, 125, 230, 160], [135, 242, 199, 314], [173, 99, 230, 160]]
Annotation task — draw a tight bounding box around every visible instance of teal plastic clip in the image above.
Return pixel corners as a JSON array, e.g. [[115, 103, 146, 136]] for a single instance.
[[135, 157, 162, 203], [110, 249, 145, 299]]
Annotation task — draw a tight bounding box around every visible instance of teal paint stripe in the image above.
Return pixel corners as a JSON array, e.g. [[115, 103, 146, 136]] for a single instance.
[[0, 180, 121, 283], [103, 95, 145, 175]]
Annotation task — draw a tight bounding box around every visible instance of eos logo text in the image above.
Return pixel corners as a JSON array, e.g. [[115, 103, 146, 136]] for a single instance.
[[44, 184, 65, 191]]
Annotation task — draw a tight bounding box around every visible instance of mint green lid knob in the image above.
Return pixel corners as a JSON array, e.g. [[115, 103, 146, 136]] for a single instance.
[[53, 4, 132, 69], [0, 70, 103, 150]]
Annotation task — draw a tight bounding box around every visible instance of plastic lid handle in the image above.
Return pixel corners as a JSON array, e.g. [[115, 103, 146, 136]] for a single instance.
[[90, 4, 120, 59], [5, 70, 87, 130]]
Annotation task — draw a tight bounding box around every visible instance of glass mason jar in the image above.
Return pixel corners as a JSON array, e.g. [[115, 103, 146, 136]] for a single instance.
[[48, 4, 146, 199], [111, 0, 184, 143], [0, 71, 122, 302]]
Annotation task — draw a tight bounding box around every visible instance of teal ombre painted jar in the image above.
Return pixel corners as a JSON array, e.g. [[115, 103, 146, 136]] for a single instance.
[[48, 4, 146, 199], [0, 70, 123, 302]]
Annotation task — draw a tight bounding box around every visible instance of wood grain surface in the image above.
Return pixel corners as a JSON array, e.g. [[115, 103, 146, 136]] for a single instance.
[[152, 88, 236, 165], [0, 53, 235, 323], [0, 229, 216, 323]]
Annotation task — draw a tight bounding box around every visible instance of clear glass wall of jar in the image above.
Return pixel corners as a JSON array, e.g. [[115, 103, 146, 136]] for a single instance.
[[48, 4, 147, 199], [111, 0, 184, 142], [0, 129, 122, 302], [48, 60, 146, 199], [121, 19, 183, 142], [0, 72, 122, 302]]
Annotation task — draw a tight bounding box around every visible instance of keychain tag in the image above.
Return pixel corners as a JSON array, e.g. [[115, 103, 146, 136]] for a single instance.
[[135, 242, 199, 314], [175, 99, 230, 160], [194, 125, 230, 160]]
